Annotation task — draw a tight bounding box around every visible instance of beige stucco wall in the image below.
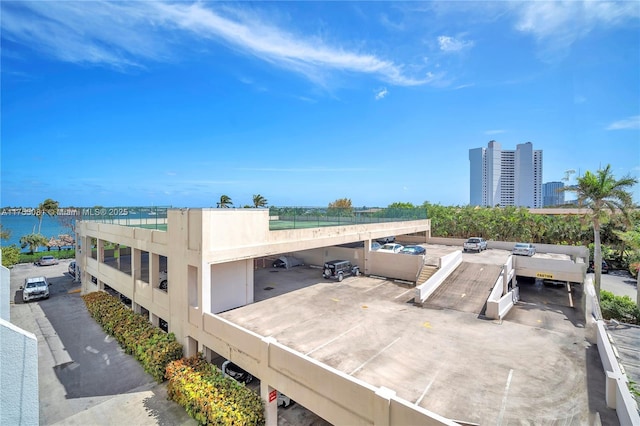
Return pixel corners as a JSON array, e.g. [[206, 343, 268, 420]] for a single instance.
[[77, 209, 437, 425]]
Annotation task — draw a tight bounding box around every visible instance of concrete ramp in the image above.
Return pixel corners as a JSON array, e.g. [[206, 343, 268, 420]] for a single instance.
[[423, 262, 502, 314]]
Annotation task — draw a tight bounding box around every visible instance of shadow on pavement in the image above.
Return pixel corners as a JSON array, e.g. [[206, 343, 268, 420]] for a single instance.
[[39, 287, 156, 399]]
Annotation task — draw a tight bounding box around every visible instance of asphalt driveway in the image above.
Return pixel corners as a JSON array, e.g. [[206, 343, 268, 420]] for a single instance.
[[7, 260, 194, 425]]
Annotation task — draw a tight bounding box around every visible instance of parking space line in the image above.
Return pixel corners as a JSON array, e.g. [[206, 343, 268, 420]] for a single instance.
[[415, 371, 439, 405], [497, 368, 513, 426], [350, 337, 401, 375], [394, 289, 413, 299], [305, 324, 362, 356], [364, 281, 388, 292]]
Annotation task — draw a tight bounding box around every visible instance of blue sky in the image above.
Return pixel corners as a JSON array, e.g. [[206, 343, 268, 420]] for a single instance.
[[1, 1, 639, 208]]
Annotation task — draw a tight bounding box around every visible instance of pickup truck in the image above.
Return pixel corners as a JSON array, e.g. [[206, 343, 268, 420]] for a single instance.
[[463, 237, 487, 253]]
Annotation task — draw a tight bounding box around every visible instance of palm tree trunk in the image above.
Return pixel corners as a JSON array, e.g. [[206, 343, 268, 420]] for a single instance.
[[593, 220, 602, 303]]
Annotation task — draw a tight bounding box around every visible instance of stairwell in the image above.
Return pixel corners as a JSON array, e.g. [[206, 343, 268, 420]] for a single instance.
[[417, 265, 438, 285]]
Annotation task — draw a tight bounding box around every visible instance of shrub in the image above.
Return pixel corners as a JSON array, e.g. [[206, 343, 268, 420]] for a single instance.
[[1, 245, 21, 267], [19, 249, 76, 264], [166, 354, 265, 426], [600, 290, 640, 325], [82, 291, 183, 382]]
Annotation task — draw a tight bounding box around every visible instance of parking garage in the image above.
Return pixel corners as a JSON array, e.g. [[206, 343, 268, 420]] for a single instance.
[[75, 209, 611, 425]]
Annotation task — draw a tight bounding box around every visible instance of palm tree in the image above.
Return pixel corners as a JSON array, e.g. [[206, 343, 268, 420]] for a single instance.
[[252, 194, 268, 208], [36, 198, 60, 234], [0, 225, 10, 241], [216, 195, 233, 208], [20, 233, 49, 254], [562, 165, 638, 302]]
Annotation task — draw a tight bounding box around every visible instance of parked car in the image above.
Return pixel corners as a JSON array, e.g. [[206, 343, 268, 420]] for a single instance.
[[587, 260, 609, 274], [400, 245, 426, 255], [68, 261, 77, 276], [463, 237, 487, 253], [22, 276, 50, 302], [278, 392, 294, 408], [221, 360, 253, 384], [377, 243, 404, 254], [376, 236, 396, 244], [370, 241, 382, 251], [322, 260, 359, 282], [512, 243, 536, 256], [272, 256, 304, 269], [37, 255, 59, 266], [159, 271, 168, 290]]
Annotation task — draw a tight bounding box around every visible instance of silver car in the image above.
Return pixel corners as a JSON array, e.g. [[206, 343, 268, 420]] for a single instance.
[[22, 276, 50, 302], [513, 243, 536, 256]]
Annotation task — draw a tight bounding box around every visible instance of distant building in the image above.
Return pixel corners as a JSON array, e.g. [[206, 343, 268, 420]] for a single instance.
[[543, 181, 565, 207], [469, 141, 542, 208]]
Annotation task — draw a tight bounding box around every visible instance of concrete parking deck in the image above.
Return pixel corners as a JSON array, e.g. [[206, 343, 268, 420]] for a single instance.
[[424, 262, 502, 314], [223, 263, 618, 425]]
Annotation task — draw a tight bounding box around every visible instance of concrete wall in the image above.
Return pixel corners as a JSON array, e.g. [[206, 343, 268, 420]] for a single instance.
[[512, 256, 585, 283], [485, 256, 518, 320], [415, 251, 463, 304], [0, 263, 8, 321], [366, 251, 424, 282], [0, 258, 39, 426], [595, 321, 640, 425], [201, 313, 456, 426]]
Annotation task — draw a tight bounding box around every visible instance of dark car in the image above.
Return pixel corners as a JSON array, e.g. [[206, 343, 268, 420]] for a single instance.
[[400, 245, 426, 255], [322, 260, 359, 282], [222, 360, 253, 384], [587, 260, 609, 274]]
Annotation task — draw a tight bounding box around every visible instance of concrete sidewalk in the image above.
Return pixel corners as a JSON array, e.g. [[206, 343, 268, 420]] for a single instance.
[[53, 382, 195, 426]]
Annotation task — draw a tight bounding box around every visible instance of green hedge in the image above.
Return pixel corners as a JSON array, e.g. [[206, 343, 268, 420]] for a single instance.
[[601, 290, 640, 325], [20, 249, 76, 264], [166, 355, 265, 426], [82, 291, 183, 382]]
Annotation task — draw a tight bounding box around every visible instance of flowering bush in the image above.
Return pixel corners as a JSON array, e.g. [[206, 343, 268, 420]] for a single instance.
[[166, 355, 265, 425]]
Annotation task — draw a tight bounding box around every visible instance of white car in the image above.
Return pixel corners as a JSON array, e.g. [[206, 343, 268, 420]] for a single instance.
[[377, 243, 404, 254], [277, 392, 294, 408], [513, 243, 536, 256], [22, 276, 50, 302]]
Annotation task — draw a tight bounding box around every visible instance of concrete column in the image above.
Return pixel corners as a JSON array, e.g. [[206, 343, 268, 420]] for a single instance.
[[132, 248, 141, 281], [260, 336, 278, 426], [260, 381, 278, 426], [97, 239, 104, 263], [115, 244, 121, 270], [150, 253, 159, 289], [185, 336, 198, 358]]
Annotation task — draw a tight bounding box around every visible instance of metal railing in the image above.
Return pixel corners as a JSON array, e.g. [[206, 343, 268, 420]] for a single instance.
[[268, 207, 427, 230]]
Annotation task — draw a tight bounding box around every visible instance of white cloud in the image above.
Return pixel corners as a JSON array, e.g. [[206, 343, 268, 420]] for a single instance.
[[606, 115, 640, 130], [512, 1, 639, 56], [437, 35, 474, 52], [375, 87, 388, 100], [1, 1, 432, 86]]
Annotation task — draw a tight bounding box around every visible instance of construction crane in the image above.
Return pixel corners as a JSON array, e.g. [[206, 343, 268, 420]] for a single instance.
[[562, 169, 576, 182]]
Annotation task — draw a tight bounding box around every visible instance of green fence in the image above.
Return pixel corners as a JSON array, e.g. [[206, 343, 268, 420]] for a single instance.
[[268, 207, 427, 230]]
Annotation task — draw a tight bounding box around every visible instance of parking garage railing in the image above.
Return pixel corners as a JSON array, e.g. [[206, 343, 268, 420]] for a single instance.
[[76, 206, 169, 230], [268, 207, 428, 230]]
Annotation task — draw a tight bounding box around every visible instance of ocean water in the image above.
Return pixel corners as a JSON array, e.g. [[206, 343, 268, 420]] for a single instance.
[[0, 214, 74, 251]]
